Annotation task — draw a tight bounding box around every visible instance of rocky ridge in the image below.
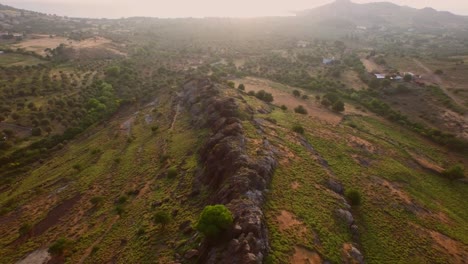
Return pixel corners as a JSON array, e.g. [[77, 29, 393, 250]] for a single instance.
[[181, 79, 277, 263]]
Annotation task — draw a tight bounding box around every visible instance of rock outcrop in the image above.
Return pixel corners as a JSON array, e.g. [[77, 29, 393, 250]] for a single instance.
[[181, 79, 277, 263]]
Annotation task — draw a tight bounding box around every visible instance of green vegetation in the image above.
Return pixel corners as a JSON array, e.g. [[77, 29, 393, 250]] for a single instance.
[[442, 164, 465, 180], [346, 190, 362, 206], [48, 238, 72, 256], [254, 90, 274, 103], [292, 125, 305, 134], [167, 166, 178, 178], [18, 223, 32, 236], [332, 100, 345, 112], [153, 210, 172, 229], [294, 105, 308, 115], [196, 205, 233, 238]]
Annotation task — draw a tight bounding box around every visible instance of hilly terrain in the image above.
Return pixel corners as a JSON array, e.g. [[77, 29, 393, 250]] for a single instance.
[[0, 1, 467, 264]]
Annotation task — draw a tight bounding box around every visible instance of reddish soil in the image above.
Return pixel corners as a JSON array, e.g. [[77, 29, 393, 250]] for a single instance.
[[290, 246, 322, 264], [409, 152, 444, 174], [277, 210, 302, 231], [31, 194, 81, 237], [291, 181, 301, 190]]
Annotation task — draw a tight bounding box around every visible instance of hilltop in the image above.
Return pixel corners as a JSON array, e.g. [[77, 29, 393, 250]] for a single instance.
[[298, 0, 468, 29]]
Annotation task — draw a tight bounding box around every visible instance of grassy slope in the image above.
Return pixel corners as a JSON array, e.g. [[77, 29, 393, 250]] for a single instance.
[[235, 80, 467, 263], [1, 79, 466, 263], [0, 86, 207, 263]]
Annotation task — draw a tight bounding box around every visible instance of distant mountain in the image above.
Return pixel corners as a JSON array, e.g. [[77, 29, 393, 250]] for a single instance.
[[297, 0, 468, 29]]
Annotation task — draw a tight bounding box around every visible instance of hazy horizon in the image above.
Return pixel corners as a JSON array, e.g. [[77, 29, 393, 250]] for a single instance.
[[3, 0, 468, 18]]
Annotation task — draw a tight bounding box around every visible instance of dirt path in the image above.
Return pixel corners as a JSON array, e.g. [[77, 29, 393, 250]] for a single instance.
[[413, 59, 466, 111], [361, 58, 385, 73], [170, 103, 181, 131], [77, 215, 120, 264]]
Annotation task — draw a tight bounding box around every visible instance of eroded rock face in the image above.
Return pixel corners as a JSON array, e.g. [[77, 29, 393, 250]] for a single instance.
[[181, 79, 277, 264]]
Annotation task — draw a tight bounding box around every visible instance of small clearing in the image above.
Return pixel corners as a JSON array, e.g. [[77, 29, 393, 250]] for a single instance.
[[277, 210, 303, 231], [291, 181, 301, 190], [290, 246, 322, 264], [361, 58, 385, 73], [13, 36, 124, 57], [234, 77, 343, 125]]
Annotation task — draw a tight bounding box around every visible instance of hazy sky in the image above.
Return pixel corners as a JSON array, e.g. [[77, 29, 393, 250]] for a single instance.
[[4, 0, 468, 18]]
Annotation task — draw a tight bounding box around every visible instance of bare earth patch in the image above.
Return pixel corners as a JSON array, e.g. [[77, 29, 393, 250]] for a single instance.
[[277, 210, 302, 231], [409, 152, 444, 174], [291, 181, 301, 190], [13, 36, 125, 57], [347, 135, 378, 154], [361, 58, 385, 73], [16, 249, 50, 264], [290, 246, 322, 264], [429, 229, 468, 263]]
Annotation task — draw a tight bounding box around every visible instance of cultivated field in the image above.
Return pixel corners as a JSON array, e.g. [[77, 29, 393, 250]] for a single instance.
[[12, 35, 124, 57]]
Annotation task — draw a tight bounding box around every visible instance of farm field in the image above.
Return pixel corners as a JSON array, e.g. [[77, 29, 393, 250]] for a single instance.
[[0, 53, 45, 66]]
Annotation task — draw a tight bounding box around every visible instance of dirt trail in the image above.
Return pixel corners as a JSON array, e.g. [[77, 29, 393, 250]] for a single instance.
[[77, 215, 120, 264], [413, 59, 466, 111], [170, 103, 181, 131], [361, 58, 385, 73]]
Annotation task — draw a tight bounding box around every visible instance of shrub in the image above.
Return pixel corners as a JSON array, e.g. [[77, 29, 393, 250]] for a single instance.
[[442, 164, 464, 180], [90, 196, 104, 207], [19, 223, 32, 236], [280, 105, 287, 111], [247, 91, 256, 96], [255, 90, 274, 103], [159, 154, 170, 163], [115, 205, 124, 215], [31, 127, 42, 136], [346, 190, 361, 206], [332, 100, 345, 112], [72, 164, 82, 171], [294, 105, 308, 115], [293, 90, 301, 97], [167, 167, 177, 178], [238, 84, 245, 91], [321, 98, 331, 108], [403, 74, 413, 82], [151, 126, 159, 133], [117, 195, 127, 204], [153, 210, 171, 228], [136, 227, 146, 236], [48, 238, 71, 256], [292, 125, 305, 134], [196, 204, 233, 238], [302, 94, 309, 100], [434, 69, 444, 75], [227, 81, 235, 88]]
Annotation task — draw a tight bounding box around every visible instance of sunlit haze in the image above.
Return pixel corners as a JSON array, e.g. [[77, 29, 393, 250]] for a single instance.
[[3, 0, 468, 18]]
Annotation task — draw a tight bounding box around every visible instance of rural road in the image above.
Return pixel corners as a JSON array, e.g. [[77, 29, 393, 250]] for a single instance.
[[413, 59, 467, 111]]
